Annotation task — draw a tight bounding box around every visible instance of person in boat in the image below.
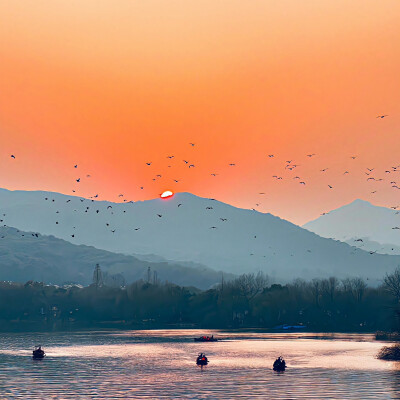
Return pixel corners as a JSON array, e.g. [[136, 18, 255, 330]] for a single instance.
[[273, 356, 286, 371], [196, 353, 208, 365], [33, 346, 45, 359]]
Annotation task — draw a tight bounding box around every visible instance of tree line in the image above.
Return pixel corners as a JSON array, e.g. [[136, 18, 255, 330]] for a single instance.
[[0, 269, 399, 332]]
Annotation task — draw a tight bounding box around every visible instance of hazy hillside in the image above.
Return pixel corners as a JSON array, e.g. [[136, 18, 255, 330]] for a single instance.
[[0, 188, 400, 283], [0, 226, 228, 288], [304, 199, 400, 253]]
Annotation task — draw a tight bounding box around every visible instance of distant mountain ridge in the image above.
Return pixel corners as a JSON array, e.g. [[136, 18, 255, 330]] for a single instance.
[[303, 199, 400, 254], [0, 188, 399, 284], [0, 226, 229, 289]]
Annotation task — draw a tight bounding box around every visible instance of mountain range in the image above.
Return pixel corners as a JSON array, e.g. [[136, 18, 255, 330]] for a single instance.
[[0, 188, 399, 284], [303, 199, 400, 255], [0, 226, 228, 288]]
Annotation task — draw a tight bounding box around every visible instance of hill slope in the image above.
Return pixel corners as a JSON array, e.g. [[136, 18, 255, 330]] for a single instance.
[[0, 226, 227, 288], [0, 188, 399, 283]]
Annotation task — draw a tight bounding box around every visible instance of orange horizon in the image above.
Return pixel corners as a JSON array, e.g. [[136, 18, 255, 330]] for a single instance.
[[0, 0, 399, 224]]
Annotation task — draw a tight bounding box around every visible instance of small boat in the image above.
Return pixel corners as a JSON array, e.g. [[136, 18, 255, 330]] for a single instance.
[[196, 353, 208, 368], [194, 335, 218, 342], [273, 356, 286, 372], [32, 346, 45, 359]]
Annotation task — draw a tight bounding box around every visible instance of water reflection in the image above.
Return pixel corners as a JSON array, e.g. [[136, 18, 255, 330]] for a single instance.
[[0, 330, 398, 399]]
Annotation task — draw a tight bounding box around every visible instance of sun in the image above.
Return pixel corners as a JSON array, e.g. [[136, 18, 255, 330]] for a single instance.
[[160, 190, 174, 199]]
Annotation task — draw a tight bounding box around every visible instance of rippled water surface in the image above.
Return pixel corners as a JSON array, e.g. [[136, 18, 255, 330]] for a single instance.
[[0, 330, 399, 399]]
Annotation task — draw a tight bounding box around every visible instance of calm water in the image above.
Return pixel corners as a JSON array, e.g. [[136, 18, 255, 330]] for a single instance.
[[0, 330, 399, 399]]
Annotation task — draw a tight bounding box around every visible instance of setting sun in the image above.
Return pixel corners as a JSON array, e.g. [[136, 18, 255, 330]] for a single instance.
[[160, 190, 174, 199]]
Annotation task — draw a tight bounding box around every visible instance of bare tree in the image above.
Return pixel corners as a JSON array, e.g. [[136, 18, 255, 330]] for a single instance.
[[351, 278, 367, 303], [233, 272, 269, 301], [311, 279, 321, 307], [328, 277, 339, 302], [384, 267, 400, 302]]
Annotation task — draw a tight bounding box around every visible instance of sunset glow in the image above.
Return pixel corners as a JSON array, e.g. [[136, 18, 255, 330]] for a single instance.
[[0, 1, 399, 224]]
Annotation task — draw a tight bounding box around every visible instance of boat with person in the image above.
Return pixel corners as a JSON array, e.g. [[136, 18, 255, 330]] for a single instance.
[[273, 356, 286, 372], [194, 335, 218, 342], [196, 353, 208, 368], [32, 346, 45, 359]]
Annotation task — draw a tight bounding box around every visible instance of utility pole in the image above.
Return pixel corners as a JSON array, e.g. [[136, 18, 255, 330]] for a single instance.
[[153, 270, 158, 285], [93, 264, 103, 288]]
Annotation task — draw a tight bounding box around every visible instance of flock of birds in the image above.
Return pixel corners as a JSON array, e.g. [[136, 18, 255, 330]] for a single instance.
[[2, 114, 399, 260]]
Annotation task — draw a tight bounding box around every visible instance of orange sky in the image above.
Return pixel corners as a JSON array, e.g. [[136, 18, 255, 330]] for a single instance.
[[0, 0, 399, 224]]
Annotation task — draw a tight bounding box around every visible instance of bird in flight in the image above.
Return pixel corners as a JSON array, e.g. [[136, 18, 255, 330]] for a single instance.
[[209, 226, 217, 229], [320, 168, 328, 172], [10, 155, 15, 159], [76, 178, 80, 183], [376, 115, 388, 118], [328, 185, 333, 189], [157, 214, 162, 218], [167, 155, 174, 159], [229, 163, 236, 166], [189, 164, 195, 168], [268, 155, 274, 158], [146, 162, 152, 166], [307, 154, 316, 158], [189, 143, 195, 146]]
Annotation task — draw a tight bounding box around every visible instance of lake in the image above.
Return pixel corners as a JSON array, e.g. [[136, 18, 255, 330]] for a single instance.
[[0, 330, 398, 399]]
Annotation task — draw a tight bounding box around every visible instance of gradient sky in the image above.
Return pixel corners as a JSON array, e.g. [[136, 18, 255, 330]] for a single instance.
[[0, 0, 399, 224]]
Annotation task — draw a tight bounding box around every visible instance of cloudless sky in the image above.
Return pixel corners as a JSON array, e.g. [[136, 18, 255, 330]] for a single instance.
[[0, 0, 399, 224]]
